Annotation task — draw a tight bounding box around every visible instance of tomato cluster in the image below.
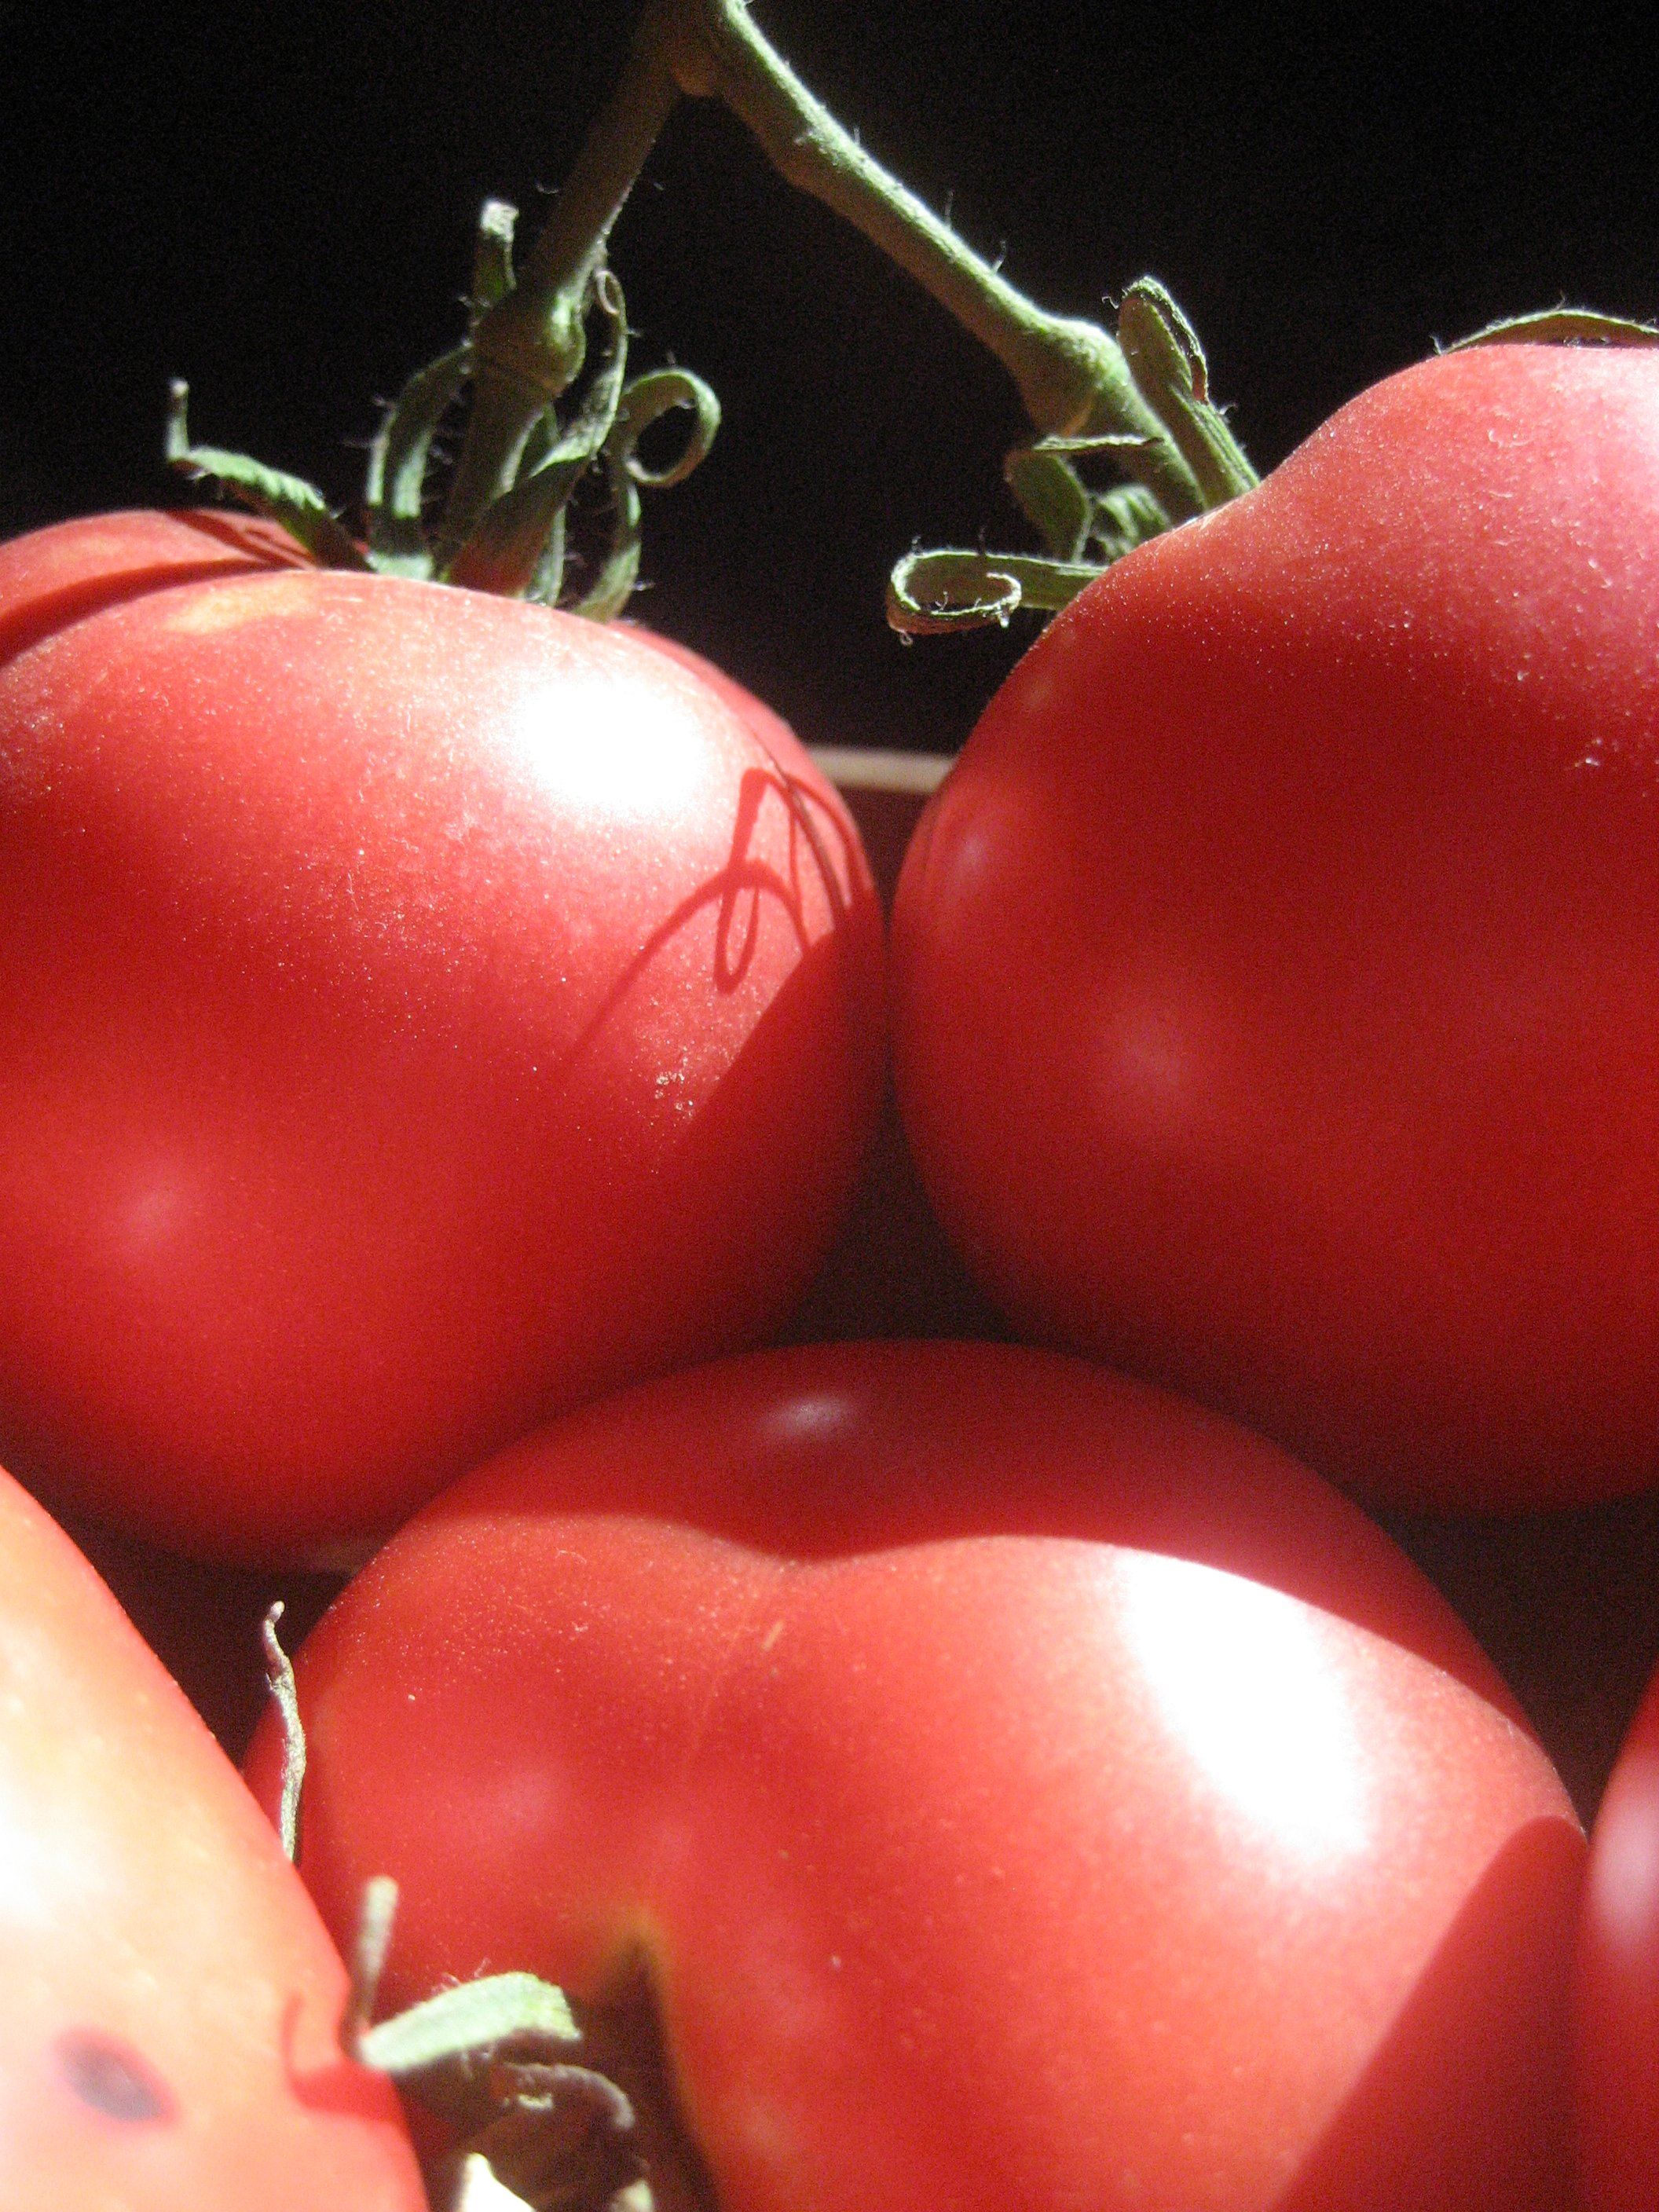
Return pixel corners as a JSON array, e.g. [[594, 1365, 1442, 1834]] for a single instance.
[[4, 339, 1659, 2210]]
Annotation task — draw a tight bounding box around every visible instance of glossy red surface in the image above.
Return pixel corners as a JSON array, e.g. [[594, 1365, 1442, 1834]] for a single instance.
[[1575, 1657, 1659, 2209], [0, 511, 884, 1561], [892, 346, 1659, 1510], [0, 1459, 423, 2211], [248, 1342, 1584, 2212]]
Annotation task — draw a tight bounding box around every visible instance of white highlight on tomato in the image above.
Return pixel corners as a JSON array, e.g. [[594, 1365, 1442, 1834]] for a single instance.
[[1119, 1549, 1372, 1865], [1588, 1739, 1659, 1954], [0, 1768, 110, 1931], [506, 674, 716, 825], [113, 1159, 195, 1267]]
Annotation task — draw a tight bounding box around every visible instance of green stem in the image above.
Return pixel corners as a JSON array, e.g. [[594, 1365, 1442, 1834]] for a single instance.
[[661, 0, 1208, 520], [450, 0, 1215, 545], [438, 3, 683, 555]]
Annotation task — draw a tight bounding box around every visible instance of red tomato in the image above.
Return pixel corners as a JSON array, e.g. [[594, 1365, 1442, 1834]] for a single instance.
[[247, 1341, 1584, 2211], [0, 1456, 423, 2210], [892, 343, 1659, 1511], [1574, 1656, 1659, 2210], [619, 621, 806, 764], [0, 510, 883, 1562]]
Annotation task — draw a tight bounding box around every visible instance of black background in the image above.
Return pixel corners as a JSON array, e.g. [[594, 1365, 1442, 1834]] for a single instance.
[[6, 1, 1657, 756]]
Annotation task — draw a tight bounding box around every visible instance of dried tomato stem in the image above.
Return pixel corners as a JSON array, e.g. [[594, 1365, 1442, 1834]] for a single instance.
[[259, 1600, 306, 1862]]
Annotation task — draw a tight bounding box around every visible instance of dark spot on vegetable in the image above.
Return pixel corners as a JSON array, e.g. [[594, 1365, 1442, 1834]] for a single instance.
[[55, 2029, 176, 2125]]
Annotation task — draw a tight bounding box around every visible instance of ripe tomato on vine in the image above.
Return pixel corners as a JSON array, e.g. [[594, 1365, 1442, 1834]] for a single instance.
[[248, 1342, 1584, 2212], [0, 216, 884, 1565], [892, 338, 1659, 1511]]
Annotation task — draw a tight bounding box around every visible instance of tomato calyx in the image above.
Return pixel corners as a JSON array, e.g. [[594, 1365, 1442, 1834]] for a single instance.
[[473, 2, 1659, 639], [262, 1610, 709, 2212], [167, 196, 719, 618], [170, 0, 1269, 637], [1446, 306, 1659, 351], [887, 278, 1259, 635], [522, 1, 1257, 635], [340, 1880, 625, 2212], [344, 1886, 715, 2212], [422, 1963, 717, 2212]]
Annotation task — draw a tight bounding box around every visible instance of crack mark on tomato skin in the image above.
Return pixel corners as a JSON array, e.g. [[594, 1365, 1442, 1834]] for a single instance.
[[666, 1559, 782, 1793]]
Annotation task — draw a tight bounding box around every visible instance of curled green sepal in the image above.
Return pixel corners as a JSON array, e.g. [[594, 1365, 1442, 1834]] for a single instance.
[[611, 368, 721, 490], [357, 1974, 582, 2078], [1116, 280, 1258, 508], [364, 347, 470, 579], [444, 2064, 645, 2212], [1447, 307, 1659, 350], [569, 366, 722, 621], [166, 381, 370, 570], [445, 266, 633, 599], [886, 545, 1104, 634]]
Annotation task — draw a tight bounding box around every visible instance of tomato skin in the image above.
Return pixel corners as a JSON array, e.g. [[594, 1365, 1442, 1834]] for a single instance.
[[0, 507, 314, 661], [0, 1458, 424, 2210], [248, 1341, 1583, 2212], [892, 344, 1659, 1511], [1573, 1659, 1659, 2209], [619, 621, 806, 764], [0, 511, 883, 1561]]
